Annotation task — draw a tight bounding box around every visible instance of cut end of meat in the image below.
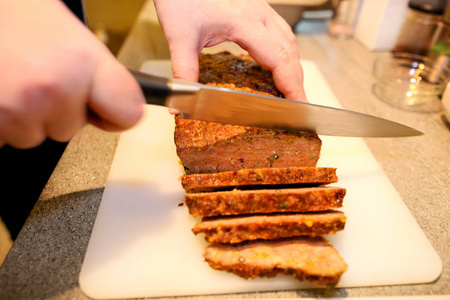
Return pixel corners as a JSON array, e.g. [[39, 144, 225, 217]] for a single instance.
[[174, 116, 322, 175]]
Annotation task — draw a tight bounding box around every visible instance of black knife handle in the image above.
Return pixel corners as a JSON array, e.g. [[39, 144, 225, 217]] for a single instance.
[[129, 69, 171, 106]]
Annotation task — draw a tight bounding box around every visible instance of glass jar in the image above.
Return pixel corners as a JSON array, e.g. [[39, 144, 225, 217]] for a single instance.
[[425, 3, 450, 83], [393, 3, 443, 56]]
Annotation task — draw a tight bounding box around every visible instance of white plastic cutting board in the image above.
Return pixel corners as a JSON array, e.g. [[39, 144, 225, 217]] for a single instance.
[[79, 60, 442, 299]]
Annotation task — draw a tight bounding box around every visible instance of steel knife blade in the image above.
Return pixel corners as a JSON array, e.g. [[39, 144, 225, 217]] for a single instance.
[[130, 70, 422, 137]]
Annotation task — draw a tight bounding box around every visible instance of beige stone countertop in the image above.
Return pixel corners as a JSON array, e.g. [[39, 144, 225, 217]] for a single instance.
[[0, 17, 449, 300]]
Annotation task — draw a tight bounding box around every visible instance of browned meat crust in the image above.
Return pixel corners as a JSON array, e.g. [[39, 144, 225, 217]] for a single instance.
[[193, 210, 347, 243], [185, 187, 346, 217], [175, 115, 322, 174], [204, 237, 348, 286], [199, 52, 282, 97], [181, 167, 338, 193], [174, 52, 322, 175]]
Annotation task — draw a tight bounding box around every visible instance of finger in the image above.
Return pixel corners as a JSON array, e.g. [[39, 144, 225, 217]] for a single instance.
[[168, 37, 201, 82], [44, 104, 86, 143], [0, 78, 54, 148], [154, 0, 204, 82], [168, 108, 179, 115], [87, 58, 145, 132], [264, 14, 306, 100], [43, 75, 88, 143], [0, 60, 90, 147], [0, 110, 46, 149], [268, 11, 300, 60]]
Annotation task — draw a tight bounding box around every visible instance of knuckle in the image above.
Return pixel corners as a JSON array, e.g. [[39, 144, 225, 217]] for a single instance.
[[276, 46, 291, 64], [288, 33, 297, 47], [66, 45, 97, 68], [22, 75, 64, 104]]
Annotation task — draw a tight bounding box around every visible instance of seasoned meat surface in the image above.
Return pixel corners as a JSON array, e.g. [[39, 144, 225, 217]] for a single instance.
[[204, 236, 348, 286], [181, 167, 338, 193], [199, 52, 282, 97], [174, 52, 322, 174], [193, 210, 347, 243], [185, 187, 346, 217]]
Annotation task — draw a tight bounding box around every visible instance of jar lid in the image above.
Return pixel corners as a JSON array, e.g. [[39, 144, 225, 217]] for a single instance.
[[408, 0, 448, 14], [444, 3, 450, 23]]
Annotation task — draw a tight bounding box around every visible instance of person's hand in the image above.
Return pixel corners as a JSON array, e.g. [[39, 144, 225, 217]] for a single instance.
[[153, 0, 307, 102], [0, 0, 145, 149]]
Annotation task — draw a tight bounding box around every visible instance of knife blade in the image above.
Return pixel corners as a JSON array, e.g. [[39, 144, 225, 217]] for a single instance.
[[130, 70, 422, 137]]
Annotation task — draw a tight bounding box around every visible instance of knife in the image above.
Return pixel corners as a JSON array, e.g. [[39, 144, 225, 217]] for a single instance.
[[130, 70, 422, 137]]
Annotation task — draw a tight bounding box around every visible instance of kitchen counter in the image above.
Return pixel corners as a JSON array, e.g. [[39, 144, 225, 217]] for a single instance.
[[1, 8, 449, 300]]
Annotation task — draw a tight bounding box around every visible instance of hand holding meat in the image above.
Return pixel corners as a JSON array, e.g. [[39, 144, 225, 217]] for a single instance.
[[153, 0, 307, 102], [0, 0, 145, 149]]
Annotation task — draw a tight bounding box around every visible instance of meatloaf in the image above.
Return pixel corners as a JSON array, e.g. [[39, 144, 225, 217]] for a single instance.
[[174, 52, 322, 175], [204, 236, 348, 286], [185, 186, 346, 217], [193, 210, 347, 243], [173, 52, 348, 287], [181, 167, 338, 193]]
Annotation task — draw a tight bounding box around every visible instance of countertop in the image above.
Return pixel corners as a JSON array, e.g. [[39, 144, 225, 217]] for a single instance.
[[0, 6, 449, 299]]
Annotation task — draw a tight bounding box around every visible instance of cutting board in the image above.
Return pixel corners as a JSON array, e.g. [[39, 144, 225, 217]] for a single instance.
[[79, 60, 442, 299]]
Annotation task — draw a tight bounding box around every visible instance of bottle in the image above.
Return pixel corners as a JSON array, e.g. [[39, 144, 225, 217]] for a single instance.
[[425, 3, 450, 83], [328, 0, 361, 40], [393, 0, 447, 56]]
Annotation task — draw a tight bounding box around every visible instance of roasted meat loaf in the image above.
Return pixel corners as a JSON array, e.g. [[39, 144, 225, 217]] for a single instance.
[[181, 167, 338, 193], [185, 187, 346, 217], [173, 51, 348, 287], [204, 236, 348, 286], [174, 52, 322, 175], [193, 210, 347, 244]]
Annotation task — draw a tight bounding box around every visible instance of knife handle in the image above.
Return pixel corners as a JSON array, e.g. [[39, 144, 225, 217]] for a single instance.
[[129, 69, 171, 106]]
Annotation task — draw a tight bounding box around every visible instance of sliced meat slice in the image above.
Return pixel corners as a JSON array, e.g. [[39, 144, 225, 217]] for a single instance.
[[181, 167, 338, 193], [185, 186, 346, 217], [204, 236, 347, 286], [193, 210, 347, 243]]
